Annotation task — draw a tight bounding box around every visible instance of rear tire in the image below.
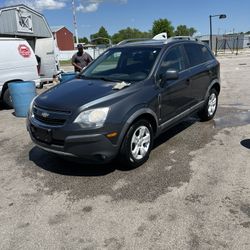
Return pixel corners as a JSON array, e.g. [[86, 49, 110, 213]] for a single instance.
[[119, 119, 153, 169], [3, 89, 12, 108], [199, 88, 218, 121]]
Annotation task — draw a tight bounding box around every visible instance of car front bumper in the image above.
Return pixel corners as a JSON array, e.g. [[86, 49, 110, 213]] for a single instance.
[[27, 118, 120, 163]]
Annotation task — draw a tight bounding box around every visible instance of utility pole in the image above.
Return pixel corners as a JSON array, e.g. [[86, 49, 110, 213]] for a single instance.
[[209, 14, 227, 51], [209, 15, 212, 50], [72, 0, 79, 45]]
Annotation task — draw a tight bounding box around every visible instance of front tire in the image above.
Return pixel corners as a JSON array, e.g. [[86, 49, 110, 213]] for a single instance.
[[199, 88, 218, 121], [119, 119, 153, 169]]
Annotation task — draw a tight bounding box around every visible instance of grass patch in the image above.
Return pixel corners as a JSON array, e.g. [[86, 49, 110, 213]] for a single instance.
[[59, 60, 72, 66]]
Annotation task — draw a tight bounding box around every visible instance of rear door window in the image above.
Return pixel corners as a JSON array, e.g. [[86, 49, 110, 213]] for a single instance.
[[184, 43, 214, 67], [200, 45, 214, 62]]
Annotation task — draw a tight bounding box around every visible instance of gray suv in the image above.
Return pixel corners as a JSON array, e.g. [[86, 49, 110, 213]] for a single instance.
[[27, 39, 220, 168]]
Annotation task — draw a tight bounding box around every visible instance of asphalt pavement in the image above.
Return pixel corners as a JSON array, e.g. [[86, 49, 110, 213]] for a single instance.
[[0, 54, 250, 250]]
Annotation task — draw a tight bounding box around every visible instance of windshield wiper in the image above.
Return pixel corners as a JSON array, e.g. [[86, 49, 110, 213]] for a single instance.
[[78, 75, 118, 82], [97, 77, 118, 82], [77, 74, 93, 79]]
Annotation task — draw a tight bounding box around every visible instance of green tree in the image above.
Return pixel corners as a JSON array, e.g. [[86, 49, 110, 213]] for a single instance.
[[79, 37, 89, 44], [112, 27, 151, 44], [152, 18, 174, 37], [175, 25, 197, 36], [188, 27, 197, 36], [90, 26, 110, 44]]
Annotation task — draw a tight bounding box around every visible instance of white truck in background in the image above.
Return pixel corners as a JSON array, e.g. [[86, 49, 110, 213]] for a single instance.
[[0, 38, 41, 107], [35, 37, 59, 84], [0, 4, 60, 93]]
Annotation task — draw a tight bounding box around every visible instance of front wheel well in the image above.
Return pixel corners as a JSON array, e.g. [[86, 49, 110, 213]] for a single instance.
[[131, 113, 158, 136], [211, 82, 220, 95]]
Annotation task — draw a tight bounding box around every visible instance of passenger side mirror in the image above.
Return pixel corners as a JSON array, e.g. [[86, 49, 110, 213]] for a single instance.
[[159, 69, 179, 87]]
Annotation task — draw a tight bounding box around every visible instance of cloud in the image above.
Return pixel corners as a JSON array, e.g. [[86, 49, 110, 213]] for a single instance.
[[76, 0, 127, 13], [4, 0, 127, 13], [5, 0, 66, 11], [76, 2, 99, 13]]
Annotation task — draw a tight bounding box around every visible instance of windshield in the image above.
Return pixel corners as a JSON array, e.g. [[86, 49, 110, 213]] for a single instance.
[[82, 47, 161, 82]]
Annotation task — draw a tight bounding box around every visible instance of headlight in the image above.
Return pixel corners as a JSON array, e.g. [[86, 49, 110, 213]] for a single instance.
[[74, 107, 109, 128], [29, 96, 36, 117]]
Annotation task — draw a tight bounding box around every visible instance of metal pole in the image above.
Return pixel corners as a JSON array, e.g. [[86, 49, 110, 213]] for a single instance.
[[215, 37, 218, 56], [236, 36, 239, 55], [72, 0, 79, 45], [209, 15, 213, 50]]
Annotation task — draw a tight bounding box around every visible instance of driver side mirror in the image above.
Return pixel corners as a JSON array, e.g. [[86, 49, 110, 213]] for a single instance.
[[159, 69, 179, 87], [165, 69, 179, 80]]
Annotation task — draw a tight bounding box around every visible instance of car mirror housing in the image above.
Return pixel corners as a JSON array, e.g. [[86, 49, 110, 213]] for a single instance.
[[165, 69, 179, 81], [159, 69, 179, 87]]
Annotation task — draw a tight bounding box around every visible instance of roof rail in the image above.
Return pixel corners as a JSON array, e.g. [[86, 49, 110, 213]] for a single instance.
[[117, 38, 151, 45], [165, 36, 200, 43]]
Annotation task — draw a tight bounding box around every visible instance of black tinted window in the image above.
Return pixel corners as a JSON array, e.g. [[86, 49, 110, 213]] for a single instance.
[[158, 46, 186, 76], [201, 45, 214, 62], [184, 43, 214, 67]]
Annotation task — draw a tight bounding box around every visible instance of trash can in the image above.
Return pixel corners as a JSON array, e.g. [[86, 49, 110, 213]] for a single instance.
[[8, 81, 36, 117], [60, 72, 76, 83]]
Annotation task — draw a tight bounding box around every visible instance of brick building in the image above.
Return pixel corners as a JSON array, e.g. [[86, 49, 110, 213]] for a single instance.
[[51, 26, 74, 51]]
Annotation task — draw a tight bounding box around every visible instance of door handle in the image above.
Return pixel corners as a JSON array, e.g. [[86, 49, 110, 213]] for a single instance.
[[186, 78, 191, 85], [207, 69, 213, 75]]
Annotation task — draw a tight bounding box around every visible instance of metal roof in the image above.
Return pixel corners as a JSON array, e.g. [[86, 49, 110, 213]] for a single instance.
[[0, 4, 44, 17], [50, 26, 65, 33], [0, 4, 52, 38]]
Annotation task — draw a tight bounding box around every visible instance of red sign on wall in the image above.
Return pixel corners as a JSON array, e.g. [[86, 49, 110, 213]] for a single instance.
[[18, 44, 31, 58]]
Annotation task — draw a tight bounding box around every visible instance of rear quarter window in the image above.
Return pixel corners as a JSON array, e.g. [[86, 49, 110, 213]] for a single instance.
[[184, 43, 214, 67]]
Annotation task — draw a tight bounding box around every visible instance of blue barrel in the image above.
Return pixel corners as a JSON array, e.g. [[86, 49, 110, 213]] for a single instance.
[[60, 72, 76, 83], [8, 81, 36, 117]]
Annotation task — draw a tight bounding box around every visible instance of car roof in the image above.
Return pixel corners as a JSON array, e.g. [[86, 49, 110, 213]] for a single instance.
[[115, 38, 205, 49]]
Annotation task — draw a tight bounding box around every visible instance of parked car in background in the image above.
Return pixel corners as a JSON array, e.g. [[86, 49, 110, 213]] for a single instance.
[[0, 38, 40, 107], [27, 38, 220, 168]]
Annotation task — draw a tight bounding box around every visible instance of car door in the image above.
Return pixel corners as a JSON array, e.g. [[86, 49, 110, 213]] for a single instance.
[[156, 45, 193, 124], [183, 43, 214, 103]]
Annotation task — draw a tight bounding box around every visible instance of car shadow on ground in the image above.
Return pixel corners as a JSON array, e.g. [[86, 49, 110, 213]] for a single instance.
[[153, 116, 197, 149], [29, 146, 118, 177], [0, 101, 6, 111], [240, 139, 250, 149], [0, 102, 12, 111], [29, 116, 198, 177]]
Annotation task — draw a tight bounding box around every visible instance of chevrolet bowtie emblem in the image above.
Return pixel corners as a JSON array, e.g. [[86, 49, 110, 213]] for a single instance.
[[41, 112, 49, 118]]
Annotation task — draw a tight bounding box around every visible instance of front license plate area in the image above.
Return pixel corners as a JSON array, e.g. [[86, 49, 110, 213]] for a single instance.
[[31, 125, 52, 144]]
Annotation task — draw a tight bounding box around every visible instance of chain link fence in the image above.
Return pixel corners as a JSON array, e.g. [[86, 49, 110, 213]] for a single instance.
[[215, 35, 250, 56]]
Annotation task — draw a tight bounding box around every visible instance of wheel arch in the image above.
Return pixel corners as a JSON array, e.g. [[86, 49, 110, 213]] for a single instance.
[[204, 79, 220, 100], [117, 108, 159, 148], [1, 79, 23, 99]]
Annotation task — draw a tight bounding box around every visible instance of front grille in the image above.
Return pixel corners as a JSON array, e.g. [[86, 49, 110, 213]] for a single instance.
[[34, 114, 66, 125], [33, 105, 71, 126]]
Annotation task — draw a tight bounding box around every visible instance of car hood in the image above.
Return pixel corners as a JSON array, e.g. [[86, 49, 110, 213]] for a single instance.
[[35, 78, 132, 111]]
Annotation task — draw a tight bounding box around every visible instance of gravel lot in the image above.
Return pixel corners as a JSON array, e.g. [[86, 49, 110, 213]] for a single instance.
[[0, 54, 250, 250]]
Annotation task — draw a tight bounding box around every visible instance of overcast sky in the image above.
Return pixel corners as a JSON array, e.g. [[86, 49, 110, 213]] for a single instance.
[[1, 0, 250, 38]]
